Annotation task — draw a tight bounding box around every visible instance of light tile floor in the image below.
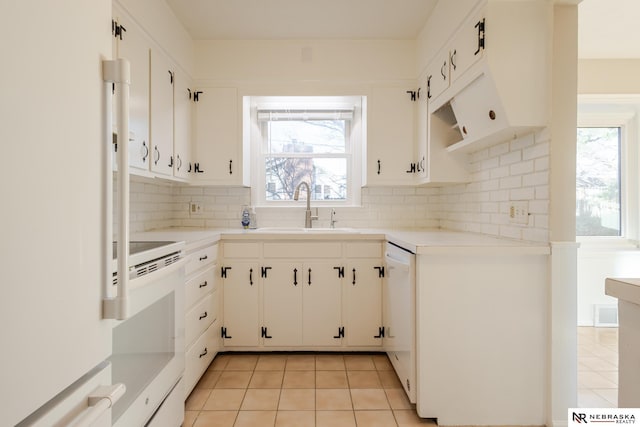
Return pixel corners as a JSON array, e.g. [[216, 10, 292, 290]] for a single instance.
[[578, 327, 618, 408], [184, 352, 435, 427]]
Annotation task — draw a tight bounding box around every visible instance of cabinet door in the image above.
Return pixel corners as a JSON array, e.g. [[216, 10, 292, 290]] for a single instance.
[[427, 48, 450, 102], [149, 49, 174, 177], [173, 69, 192, 180], [450, 9, 485, 84], [345, 260, 383, 347], [366, 86, 416, 186], [193, 87, 240, 184], [113, 12, 150, 172], [263, 262, 303, 346], [302, 262, 343, 346], [222, 262, 260, 346], [450, 73, 506, 143], [415, 73, 429, 181]]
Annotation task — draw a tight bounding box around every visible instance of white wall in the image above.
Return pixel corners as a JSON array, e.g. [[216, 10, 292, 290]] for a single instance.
[[129, 180, 440, 231], [578, 245, 640, 325], [195, 39, 417, 83], [436, 130, 550, 243], [579, 59, 640, 95]]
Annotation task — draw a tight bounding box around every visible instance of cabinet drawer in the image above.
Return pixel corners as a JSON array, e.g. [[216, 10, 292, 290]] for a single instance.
[[263, 242, 341, 258], [185, 244, 218, 275], [345, 242, 382, 258], [184, 322, 218, 396], [186, 293, 217, 347], [223, 242, 260, 258], [185, 266, 216, 311]]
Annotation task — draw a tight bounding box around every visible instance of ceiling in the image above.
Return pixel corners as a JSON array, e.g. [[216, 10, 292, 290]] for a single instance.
[[165, 0, 640, 59], [578, 0, 640, 58], [165, 0, 438, 40]]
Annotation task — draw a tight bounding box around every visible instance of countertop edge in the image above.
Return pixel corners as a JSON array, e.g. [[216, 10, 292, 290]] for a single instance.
[[133, 227, 551, 253], [605, 278, 640, 306]]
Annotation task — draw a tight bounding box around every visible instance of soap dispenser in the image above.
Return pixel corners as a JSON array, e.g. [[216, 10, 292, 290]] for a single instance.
[[241, 206, 250, 229]]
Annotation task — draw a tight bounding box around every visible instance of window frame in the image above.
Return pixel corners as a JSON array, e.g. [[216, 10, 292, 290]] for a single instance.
[[577, 96, 638, 244], [248, 96, 363, 208]]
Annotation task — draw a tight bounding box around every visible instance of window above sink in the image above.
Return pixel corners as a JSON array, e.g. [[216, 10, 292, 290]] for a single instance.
[[246, 96, 365, 208]]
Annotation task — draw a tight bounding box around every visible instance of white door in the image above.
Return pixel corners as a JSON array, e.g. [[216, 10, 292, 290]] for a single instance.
[[193, 87, 240, 184], [222, 262, 260, 346], [263, 262, 303, 346], [1, 1, 113, 424], [150, 48, 174, 176], [450, 9, 485, 84], [367, 86, 416, 185], [302, 262, 343, 346], [115, 10, 150, 172], [173, 69, 192, 180], [346, 261, 383, 347]]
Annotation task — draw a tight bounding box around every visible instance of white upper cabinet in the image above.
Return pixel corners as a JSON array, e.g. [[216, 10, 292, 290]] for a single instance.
[[149, 49, 175, 177], [427, 0, 550, 154], [449, 8, 485, 85], [112, 9, 151, 174], [416, 71, 469, 185], [193, 87, 248, 186], [365, 85, 417, 186], [173, 69, 193, 180]]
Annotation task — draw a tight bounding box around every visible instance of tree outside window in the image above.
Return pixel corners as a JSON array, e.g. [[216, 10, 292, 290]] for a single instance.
[[576, 127, 621, 236]]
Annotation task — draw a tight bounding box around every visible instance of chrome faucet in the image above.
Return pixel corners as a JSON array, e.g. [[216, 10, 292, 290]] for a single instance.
[[293, 182, 318, 228]]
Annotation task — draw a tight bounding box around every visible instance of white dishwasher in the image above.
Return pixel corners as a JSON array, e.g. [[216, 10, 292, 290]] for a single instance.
[[384, 242, 416, 403]]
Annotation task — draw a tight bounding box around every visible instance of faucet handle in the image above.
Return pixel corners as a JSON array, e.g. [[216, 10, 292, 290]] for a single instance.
[[311, 207, 319, 221]]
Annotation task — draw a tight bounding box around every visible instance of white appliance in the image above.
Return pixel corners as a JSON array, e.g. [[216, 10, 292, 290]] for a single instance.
[[0, 2, 185, 425], [384, 242, 417, 403]]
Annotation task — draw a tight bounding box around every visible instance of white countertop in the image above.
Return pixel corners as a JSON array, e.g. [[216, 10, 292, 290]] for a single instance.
[[133, 227, 550, 256], [605, 278, 640, 306]]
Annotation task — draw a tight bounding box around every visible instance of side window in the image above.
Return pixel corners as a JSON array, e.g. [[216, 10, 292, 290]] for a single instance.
[[576, 127, 622, 237]]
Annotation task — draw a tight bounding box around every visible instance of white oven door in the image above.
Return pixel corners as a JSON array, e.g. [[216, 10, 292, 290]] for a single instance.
[[110, 261, 185, 427]]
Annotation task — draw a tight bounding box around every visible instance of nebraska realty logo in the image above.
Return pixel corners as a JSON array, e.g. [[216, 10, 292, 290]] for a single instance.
[[569, 409, 640, 425]]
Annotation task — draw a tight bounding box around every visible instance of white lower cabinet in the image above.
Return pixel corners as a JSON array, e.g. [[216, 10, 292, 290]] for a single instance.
[[345, 260, 384, 347], [183, 242, 219, 398], [262, 261, 342, 347], [301, 262, 342, 346], [220, 240, 383, 350], [221, 261, 261, 347]]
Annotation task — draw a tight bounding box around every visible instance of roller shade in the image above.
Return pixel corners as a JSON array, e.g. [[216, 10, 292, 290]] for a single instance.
[[257, 109, 354, 121]]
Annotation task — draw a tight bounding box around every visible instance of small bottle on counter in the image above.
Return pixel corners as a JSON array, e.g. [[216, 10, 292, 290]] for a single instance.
[[241, 206, 250, 229]]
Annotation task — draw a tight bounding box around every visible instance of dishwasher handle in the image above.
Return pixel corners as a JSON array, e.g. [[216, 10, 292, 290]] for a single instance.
[[67, 384, 126, 427], [385, 254, 411, 274]]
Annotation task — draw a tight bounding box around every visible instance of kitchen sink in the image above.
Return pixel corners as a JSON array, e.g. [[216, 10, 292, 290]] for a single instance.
[[254, 227, 358, 234]]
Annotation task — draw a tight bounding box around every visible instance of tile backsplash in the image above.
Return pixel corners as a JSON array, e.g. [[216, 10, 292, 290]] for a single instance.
[[128, 130, 550, 243]]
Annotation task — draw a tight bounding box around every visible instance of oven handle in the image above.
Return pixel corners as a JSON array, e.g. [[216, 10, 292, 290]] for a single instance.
[[102, 58, 131, 321], [67, 383, 126, 427]]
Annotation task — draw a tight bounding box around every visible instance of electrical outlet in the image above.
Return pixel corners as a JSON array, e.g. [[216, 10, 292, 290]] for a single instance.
[[189, 201, 203, 216], [509, 201, 530, 225]]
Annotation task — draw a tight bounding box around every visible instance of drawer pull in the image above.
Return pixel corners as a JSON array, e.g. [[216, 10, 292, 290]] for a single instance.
[[199, 281, 208, 288], [199, 255, 208, 261], [199, 348, 208, 358], [199, 311, 208, 320]]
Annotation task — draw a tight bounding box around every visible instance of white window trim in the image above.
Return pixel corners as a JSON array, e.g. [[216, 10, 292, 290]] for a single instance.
[[577, 97, 639, 246], [247, 96, 363, 208]]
